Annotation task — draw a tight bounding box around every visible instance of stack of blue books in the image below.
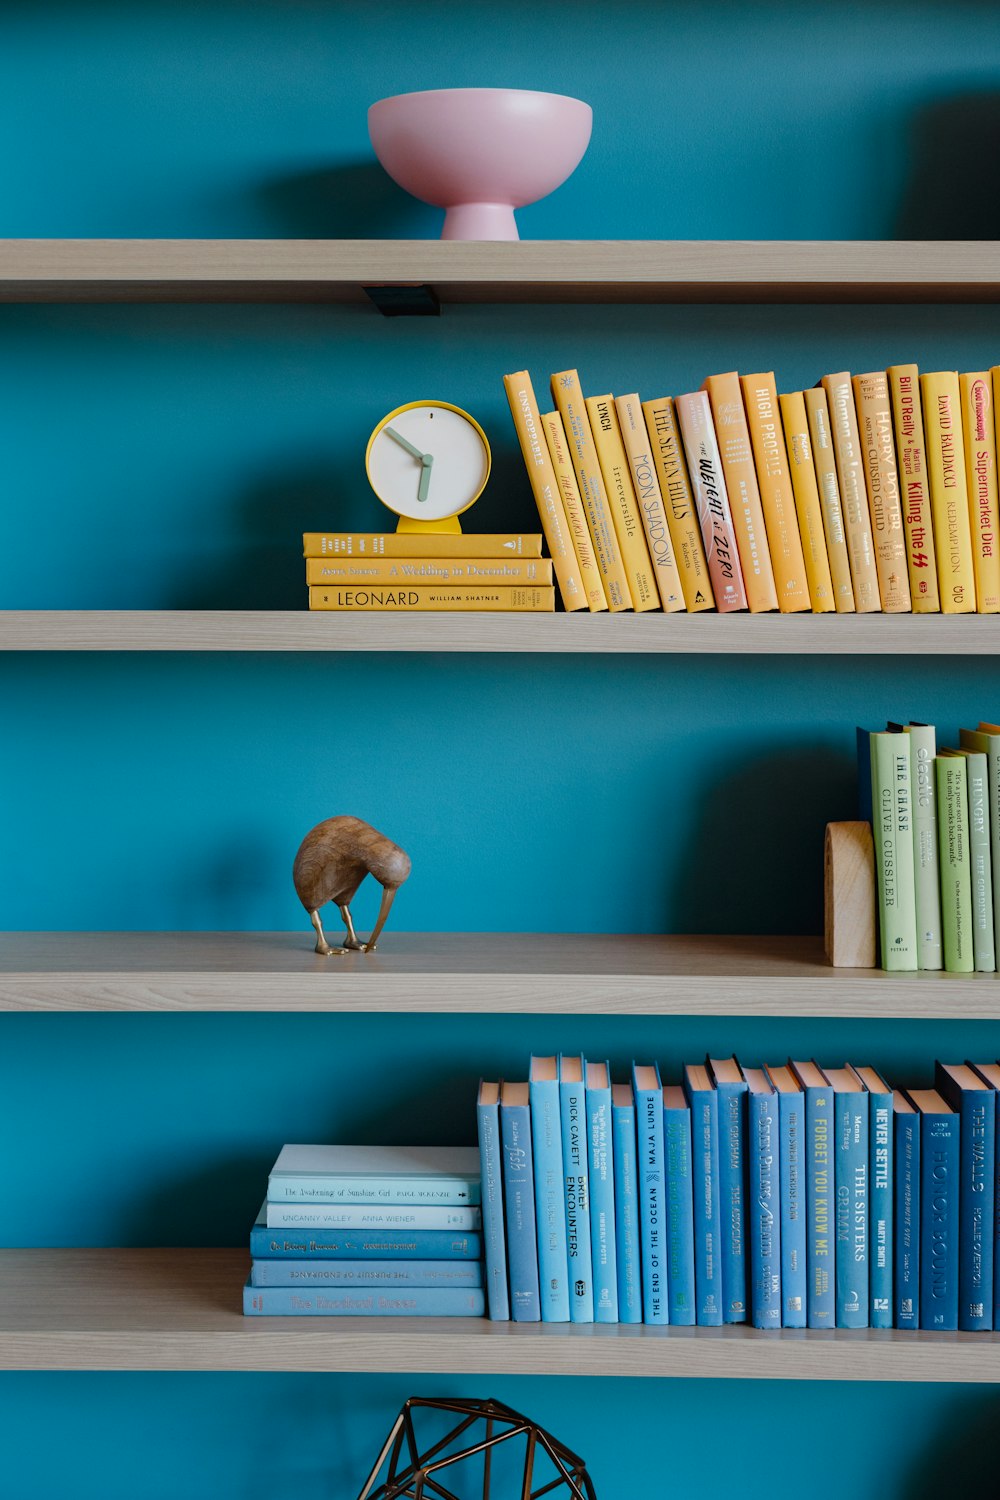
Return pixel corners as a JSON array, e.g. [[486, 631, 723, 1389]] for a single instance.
[[243, 1144, 486, 1317]]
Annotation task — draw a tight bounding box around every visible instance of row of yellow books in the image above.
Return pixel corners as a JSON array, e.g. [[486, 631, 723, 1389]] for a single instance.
[[504, 364, 1000, 616], [303, 537, 555, 612]]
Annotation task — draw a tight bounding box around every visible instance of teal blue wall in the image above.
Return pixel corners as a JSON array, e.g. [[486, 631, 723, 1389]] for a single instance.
[[6, 2, 1000, 1496]]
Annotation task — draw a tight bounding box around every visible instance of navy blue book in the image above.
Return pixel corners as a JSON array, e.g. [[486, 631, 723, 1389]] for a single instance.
[[529, 1055, 570, 1322], [633, 1062, 668, 1323], [662, 1084, 696, 1326], [558, 1054, 594, 1323], [971, 1062, 1000, 1328], [853, 1065, 894, 1329], [910, 1088, 959, 1330], [500, 1081, 541, 1322], [684, 1063, 723, 1326], [249, 1206, 482, 1261], [477, 1079, 509, 1321], [790, 1060, 835, 1328], [766, 1064, 805, 1328], [743, 1066, 781, 1329], [936, 1063, 995, 1331], [824, 1066, 869, 1328], [612, 1081, 643, 1323], [708, 1055, 748, 1324], [893, 1091, 920, 1329], [585, 1059, 618, 1323]]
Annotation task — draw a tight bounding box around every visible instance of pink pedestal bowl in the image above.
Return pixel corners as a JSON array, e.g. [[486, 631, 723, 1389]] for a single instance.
[[368, 88, 593, 241]]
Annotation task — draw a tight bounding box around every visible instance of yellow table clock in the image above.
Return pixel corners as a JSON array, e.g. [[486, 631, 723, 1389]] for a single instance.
[[365, 400, 491, 534]]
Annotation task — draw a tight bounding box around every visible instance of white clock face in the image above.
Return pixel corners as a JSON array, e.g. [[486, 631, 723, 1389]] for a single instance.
[[367, 403, 490, 523]]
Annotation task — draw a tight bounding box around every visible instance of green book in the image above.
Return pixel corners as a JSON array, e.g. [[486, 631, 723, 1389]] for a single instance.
[[870, 730, 918, 970], [948, 749, 995, 972], [889, 721, 942, 970], [936, 753, 974, 973], [960, 725, 1000, 963]]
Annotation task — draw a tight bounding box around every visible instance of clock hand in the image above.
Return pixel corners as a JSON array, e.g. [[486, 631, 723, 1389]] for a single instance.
[[417, 454, 433, 503], [384, 425, 426, 461]]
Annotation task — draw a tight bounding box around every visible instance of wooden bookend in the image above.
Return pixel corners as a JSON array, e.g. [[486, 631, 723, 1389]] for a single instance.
[[824, 821, 876, 968]]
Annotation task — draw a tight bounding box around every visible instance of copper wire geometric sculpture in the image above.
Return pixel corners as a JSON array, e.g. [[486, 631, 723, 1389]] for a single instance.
[[356, 1396, 597, 1500]]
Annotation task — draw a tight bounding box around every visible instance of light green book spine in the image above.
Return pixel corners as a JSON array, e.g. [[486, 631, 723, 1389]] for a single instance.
[[959, 726, 1000, 961], [870, 731, 919, 969], [908, 724, 943, 970], [936, 755, 974, 973], [959, 750, 995, 971]]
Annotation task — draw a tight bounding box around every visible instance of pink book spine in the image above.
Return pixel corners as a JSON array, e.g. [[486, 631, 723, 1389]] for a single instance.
[[674, 391, 748, 612]]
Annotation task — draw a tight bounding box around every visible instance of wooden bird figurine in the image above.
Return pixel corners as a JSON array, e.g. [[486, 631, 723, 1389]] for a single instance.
[[293, 815, 411, 956]]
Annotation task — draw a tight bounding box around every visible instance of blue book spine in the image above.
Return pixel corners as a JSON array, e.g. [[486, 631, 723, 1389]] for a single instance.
[[250, 1259, 483, 1288], [529, 1071, 570, 1321], [748, 1090, 782, 1328], [612, 1093, 642, 1324], [894, 1111, 920, 1329], [633, 1066, 668, 1324], [920, 1111, 960, 1330], [249, 1227, 483, 1260], [804, 1086, 835, 1328], [778, 1090, 805, 1328], [957, 1093, 994, 1330], [586, 1079, 618, 1323], [477, 1090, 510, 1321], [993, 1092, 1000, 1330], [500, 1098, 541, 1322], [868, 1086, 894, 1329], [685, 1080, 723, 1326], [243, 1282, 486, 1317], [559, 1069, 594, 1323], [715, 1079, 748, 1324], [267, 1175, 479, 1205], [663, 1098, 696, 1325], [834, 1091, 868, 1328]]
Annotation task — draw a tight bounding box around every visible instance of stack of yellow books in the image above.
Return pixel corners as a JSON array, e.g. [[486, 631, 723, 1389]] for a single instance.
[[303, 533, 555, 612]]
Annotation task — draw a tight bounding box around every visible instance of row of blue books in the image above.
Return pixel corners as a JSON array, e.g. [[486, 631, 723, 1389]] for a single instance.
[[243, 1143, 487, 1317], [477, 1056, 1000, 1331]]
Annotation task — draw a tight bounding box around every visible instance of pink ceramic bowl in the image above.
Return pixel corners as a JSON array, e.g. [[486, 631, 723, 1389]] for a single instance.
[[368, 88, 593, 240]]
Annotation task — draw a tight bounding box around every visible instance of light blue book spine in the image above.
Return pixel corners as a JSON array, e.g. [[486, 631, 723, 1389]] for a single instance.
[[685, 1076, 723, 1326], [834, 1089, 868, 1328], [748, 1089, 781, 1329], [778, 1089, 805, 1328], [715, 1077, 748, 1323], [867, 1083, 894, 1329], [559, 1064, 594, 1323], [500, 1096, 541, 1322], [633, 1064, 668, 1324], [243, 1283, 486, 1317], [894, 1109, 920, 1329], [663, 1096, 696, 1326], [803, 1084, 835, 1328], [267, 1176, 480, 1205], [612, 1091, 642, 1324], [920, 1110, 959, 1330], [529, 1067, 570, 1321], [250, 1259, 483, 1288], [249, 1226, 483, 1260], [586, 1072, 618, 1323], [477, 1088, 509, 1321]]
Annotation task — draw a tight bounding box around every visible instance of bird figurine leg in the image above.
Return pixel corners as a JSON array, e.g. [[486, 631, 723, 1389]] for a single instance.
[[363, 884, 399, 953], [338, 903, 366, 951], [310, 908, 346, 957]]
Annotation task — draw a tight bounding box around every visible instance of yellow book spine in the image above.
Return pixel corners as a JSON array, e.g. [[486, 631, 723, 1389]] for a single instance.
[[920, 371, 976, 614], [306, 557, 554, 586], [640, 397, 715, 612], [703, 371, 779, 613], [550, 369, 631, 611], [585, 395, 658, 612], [777, 391, 835, 613], [962, 372, 1000, 613], [309, 585, 554, 612], [539, 410, 608, 612], [802, 388, 855, 612], [613, 393, 685, 612], [502, 372, 586, 612], [852, 372, 911, 612], [302, 533, 544, 559], [886, 364, 940, 613], [821, 372, 881, 612], [740, 373, 810, 613]]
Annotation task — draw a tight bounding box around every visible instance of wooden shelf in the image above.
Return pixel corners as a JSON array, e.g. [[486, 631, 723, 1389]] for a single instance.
[[4, 931, 1000, 1017], [3, 610, 1000, 654], [2, 240, 1000, 304], [4, 1248, 1000, 1377]]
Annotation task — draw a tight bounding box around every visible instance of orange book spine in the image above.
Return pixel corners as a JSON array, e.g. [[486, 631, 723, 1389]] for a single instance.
[[703, 371, 779, 613], [802, 388, 855, 612], [586, 395, 658, 612], [640, 398, 715, 612], [821, 372, 881, 612], [614, 393, 685, 611], [674, 390, 748, 613], [777, 391, 835, 612], [740, 373, 810, 612], [306, 557, 553, 586], [309, 585, 554, 612], [962, 372, 1000, 613], [540, 409, 608, 612], [852, 372, 911, 612], [886, 364, 940, 613], [502, 371, 586, 612], [550, 369, 631, 611]]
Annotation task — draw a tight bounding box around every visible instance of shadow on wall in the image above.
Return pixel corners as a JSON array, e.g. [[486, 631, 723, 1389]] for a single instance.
[[900, 1391, 1000, 1495], [895, 92, 1000, 238], [255, 162, 439, 239]]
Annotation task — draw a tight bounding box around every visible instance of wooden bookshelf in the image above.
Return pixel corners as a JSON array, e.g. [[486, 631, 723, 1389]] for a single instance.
[[2, 239, 999, 304], [3, 1248, 999, 1378], [3, 931, 1000, 1016], [3, 610, 1000, 654]]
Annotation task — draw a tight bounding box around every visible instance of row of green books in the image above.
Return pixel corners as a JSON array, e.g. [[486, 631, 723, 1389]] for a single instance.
[[506, 364, 1000, 618], [478, 1056, 1000, 1332]]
